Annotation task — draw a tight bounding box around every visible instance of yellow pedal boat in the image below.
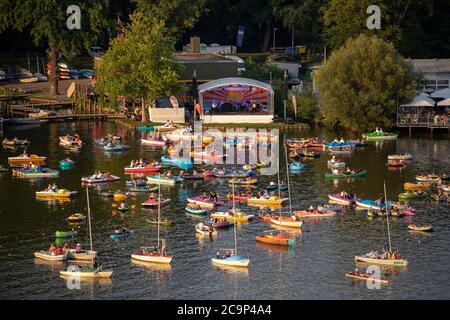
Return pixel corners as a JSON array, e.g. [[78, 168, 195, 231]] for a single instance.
[[35, 189, 75, 199]]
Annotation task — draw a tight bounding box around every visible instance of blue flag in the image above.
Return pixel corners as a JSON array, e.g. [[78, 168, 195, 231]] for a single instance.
[[237, 25, 245, 47]]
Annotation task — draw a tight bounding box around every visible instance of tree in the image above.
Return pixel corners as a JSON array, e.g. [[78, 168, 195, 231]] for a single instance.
[[289, 90, 318, 123], [134, 0, 206, 37], [271, 0, 327, 50], [0, 0, 113, 96], [322, 0, 436, 56], [316, 34, 416, 131], [96, 11, 182, 121]]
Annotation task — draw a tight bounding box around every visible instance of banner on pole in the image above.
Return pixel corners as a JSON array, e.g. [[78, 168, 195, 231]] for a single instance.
[[237, 26, 245, 47]]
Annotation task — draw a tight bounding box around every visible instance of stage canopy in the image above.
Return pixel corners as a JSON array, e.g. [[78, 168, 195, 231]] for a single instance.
[[198, 77, 274, 115]]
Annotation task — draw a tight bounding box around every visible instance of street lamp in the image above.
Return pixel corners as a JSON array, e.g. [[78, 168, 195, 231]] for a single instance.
[[272, 28, 277, 53]]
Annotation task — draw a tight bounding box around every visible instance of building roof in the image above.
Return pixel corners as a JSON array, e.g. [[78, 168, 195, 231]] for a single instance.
[[174, 53, 236, 63], [401, 93, 435, 107], [430, 88, 450, 99], [198, 77, 274, 94], [411, 59, 450, 74]]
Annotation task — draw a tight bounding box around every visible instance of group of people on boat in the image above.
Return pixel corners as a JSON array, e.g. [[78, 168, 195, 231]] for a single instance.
[[340, 191, 356, 200], [202, 192, 219, 202], [90, 171, 112, 180], [364, 242, 402, 260], [44, 183, 59, 193], [129, 159, 150, 168], [47, 242, 84, 256], [374, 127, 386, 134], [331, 167, 360, 175]]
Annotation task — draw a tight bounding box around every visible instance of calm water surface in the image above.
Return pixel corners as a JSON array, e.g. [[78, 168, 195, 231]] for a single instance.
[[0, 122, 449, 300]]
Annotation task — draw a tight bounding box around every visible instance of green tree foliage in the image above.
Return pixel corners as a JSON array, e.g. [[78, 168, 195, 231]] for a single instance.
[[134, 0, 207, 37], [271, 0, 327, 50], [316, 34, 416, 131], [322, 0, 439, 57], [289, 90, 318, 123], [0, 0, 113, 96], [96, 11, 181, 114]]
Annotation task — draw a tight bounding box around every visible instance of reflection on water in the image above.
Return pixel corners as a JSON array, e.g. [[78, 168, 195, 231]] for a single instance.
[[0, 122, 450, 299]]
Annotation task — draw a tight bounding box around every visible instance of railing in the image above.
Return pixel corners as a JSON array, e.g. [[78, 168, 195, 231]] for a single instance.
[[397, 115, 450, 128]]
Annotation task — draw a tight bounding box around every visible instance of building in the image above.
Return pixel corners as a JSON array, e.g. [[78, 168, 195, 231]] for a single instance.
[[411, 59, 450, 93], [175, 53, 239, 83], [198, 77, 274, 124]]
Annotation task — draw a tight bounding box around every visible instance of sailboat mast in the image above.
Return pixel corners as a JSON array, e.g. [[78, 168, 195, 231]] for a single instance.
[[384, 182, 392, 252], [158, 178, 161, 248], [232, 176, 237, 256], [284, 143, 293, 214], [86, 186, 93, 252]]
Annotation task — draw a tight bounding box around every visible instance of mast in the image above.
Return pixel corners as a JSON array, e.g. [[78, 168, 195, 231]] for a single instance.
[[383, 181, 392, 252], [86, 186, 93, 252], [232, 175, 237, 255], [158, 177, 161, 248], [284, 142, 293, 214]]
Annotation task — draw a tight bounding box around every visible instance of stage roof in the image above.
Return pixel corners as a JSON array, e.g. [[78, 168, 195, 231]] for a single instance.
[[198, 78, 274, 95]]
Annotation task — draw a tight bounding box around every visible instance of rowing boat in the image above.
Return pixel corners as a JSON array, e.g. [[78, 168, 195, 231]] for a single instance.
[[34, 251, 67, 261], [36, 189, 75, 199], [404, 182, 430, 191], [146, 175, 183, 186], [146, 219, 173, 226], [345, 272, 389, 285], [293, 208, 336, 218], [355, 199, 394, 211], [247, 196, 288, 207], [2, 138, 30, 146], [142, 198, 171, 208], [255, 230, 296, 246], [415, 174, 441, 183], [110, 230, 134, 239], [195, 223, 217, 236], [185, 205, 208, 216], [187, 196, 224, 209], [14, 167, 59, 178], [60, 265, 113, 279], [124, 164, 161, 174], [408, 224, 433, 232], [354, 256, 408, 267], [362, 132, 398, 140], [228, 178, 257, 185], [398, 191, 428, 201], [269, 217, 303, 228], [67, 213, 86, 222], [387, 160, 407, 168], [211, 210, 255, 222], [81, 175, 120, 184], [388, 153, 413, 160], [325, 170, 367, 179], [8, 154, 46, 166], [328, 194, 360, 206]]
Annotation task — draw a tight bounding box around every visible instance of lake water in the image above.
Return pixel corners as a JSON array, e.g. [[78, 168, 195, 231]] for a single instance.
[[0, 121, 449, 300]]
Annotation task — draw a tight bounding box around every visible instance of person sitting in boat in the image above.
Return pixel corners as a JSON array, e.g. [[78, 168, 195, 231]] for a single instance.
[[166, 170, 172, 178], [75, 243, 83, 253], [263, 191, 270, 199], [21, 150, 28, 158], [383, 241, 390, 253], [309, 204, 315, 212], [330, 156, 336, 163], [340, 191, 348, 198], [55, 246, 63, 256], [209, 191, 216, 202], [163, 120, 171, 127], [179, 170, 185, 178], [51, 183, 58, 192], [340, 138, 345, 143], [332, 168, 340, 175], [48, 244, 56, 254]]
